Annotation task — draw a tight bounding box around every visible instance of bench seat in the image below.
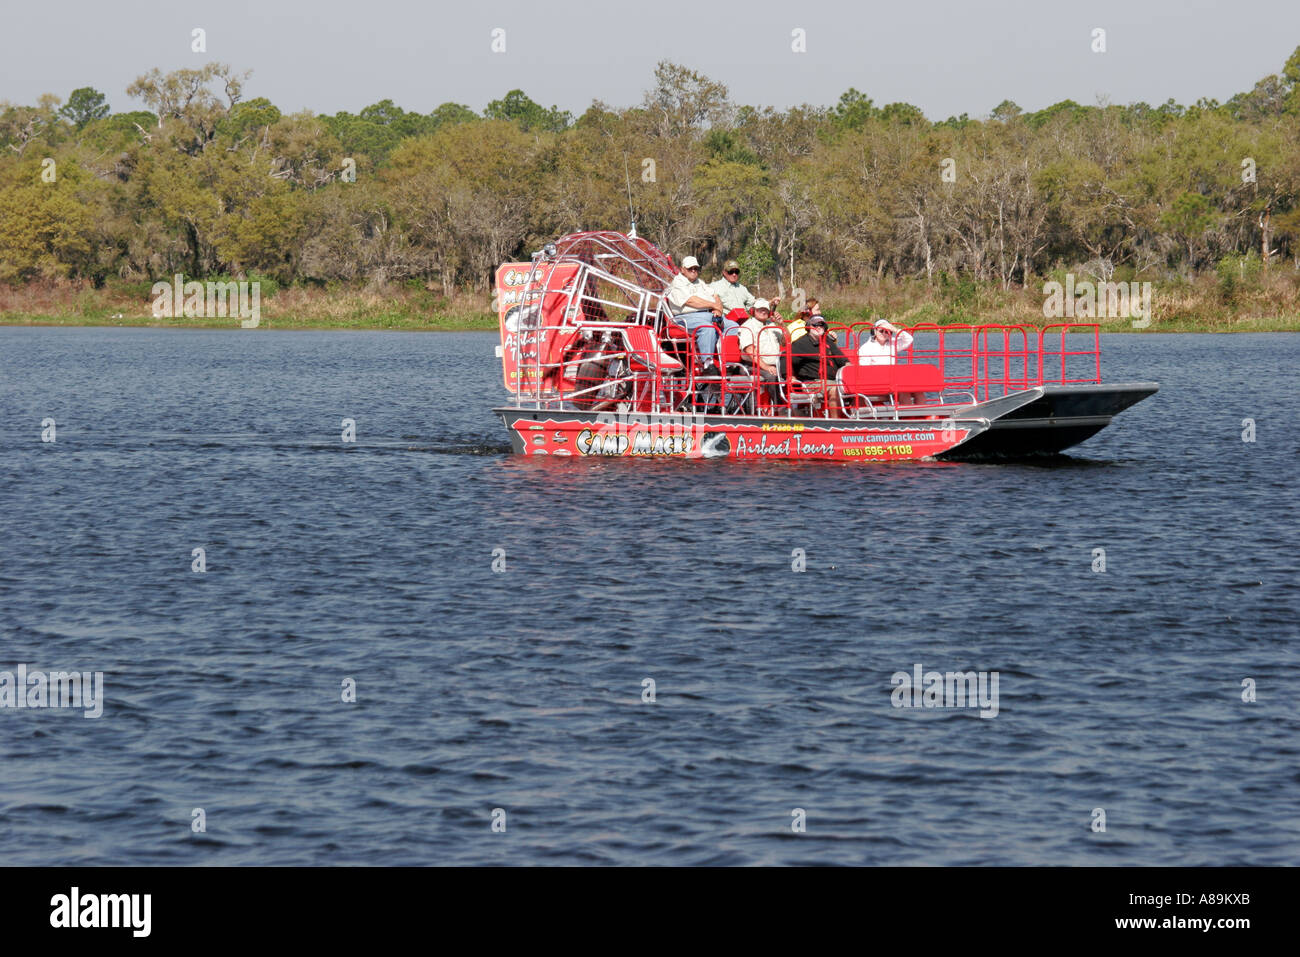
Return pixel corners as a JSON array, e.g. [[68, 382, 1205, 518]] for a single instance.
[[839, 362, 944, 397]]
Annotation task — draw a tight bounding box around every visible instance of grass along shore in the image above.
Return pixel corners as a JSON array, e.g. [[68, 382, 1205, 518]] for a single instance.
[[3, 273, 1299, 333]]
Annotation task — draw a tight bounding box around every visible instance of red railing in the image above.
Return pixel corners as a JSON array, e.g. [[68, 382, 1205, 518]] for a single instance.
[[977, 324, 1035, 400], [906, 322, 1100, 401], [513, 307, 1102, 417], [1040, 323, 1102, 387]]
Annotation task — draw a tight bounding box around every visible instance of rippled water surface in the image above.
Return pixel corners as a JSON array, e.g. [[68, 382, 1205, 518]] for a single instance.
[[1, 327, 1296, 865]]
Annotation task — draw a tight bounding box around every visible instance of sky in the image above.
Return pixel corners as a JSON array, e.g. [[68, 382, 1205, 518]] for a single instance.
[[5, 0, 1300, 120]]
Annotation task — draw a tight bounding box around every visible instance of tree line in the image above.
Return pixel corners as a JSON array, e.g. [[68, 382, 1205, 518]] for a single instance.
[[2, 53, 1299, 296]]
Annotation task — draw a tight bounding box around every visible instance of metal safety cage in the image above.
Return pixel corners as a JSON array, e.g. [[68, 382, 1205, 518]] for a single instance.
[[512, 237, 678, 411]]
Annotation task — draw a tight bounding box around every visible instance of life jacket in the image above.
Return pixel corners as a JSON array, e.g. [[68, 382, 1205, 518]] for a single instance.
[[786, 317, 808, 342]]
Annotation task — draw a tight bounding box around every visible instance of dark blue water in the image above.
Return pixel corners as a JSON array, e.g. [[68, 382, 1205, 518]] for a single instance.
[[1, 327, 1296, 865]]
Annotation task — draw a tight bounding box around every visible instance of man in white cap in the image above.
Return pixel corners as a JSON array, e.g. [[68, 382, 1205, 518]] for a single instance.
[[666, 255, 735, 372], [736, 299, 785, 401]]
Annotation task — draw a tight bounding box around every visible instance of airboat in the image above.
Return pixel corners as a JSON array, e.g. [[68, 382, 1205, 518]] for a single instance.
[[493, 231, 1157, 461]]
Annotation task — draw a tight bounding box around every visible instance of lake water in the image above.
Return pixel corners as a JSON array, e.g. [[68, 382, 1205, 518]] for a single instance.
[[0, 327, 1296, 865]]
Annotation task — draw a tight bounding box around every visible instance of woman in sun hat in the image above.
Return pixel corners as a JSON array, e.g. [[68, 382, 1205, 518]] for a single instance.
[[858, 318, 922, 405], [858, 318, 913, 365]]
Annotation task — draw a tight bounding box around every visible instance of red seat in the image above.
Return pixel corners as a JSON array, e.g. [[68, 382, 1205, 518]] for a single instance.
[[773, 342, 820, 416], [719, 336, 745, 367], [717, 332, 764, 413], [624, 325, 682, 373], [896, 364, 944, 393], [840, 363, 943, 397]]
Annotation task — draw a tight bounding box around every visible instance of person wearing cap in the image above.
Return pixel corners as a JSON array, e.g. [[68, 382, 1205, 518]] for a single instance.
[[858, 318, 914, 365], [666, 255, 731, 372], [789, 313, 849, 417], [736, 298, 785, 403], [710, 260, 779, 318], [859, 318, 921, 404]]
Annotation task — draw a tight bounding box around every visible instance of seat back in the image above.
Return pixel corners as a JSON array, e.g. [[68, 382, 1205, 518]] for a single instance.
[[839, 362, 943, 396], [774, 340, 816, 407], [894, 363, 943, 393], [719, 334, 745, 367], [839, 364, 899, 396], [624, 324, 682, 373]]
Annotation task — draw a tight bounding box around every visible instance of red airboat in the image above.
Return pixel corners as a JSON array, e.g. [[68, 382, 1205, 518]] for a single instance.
[[494, 231, 1157, 461]]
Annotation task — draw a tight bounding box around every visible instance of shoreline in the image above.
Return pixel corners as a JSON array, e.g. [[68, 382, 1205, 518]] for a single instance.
[[0, 314, 499, 333], [3, 313, 1298, 334]]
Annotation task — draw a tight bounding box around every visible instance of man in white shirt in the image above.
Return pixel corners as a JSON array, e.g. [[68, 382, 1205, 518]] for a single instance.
[[736, 299, 785, 403], [737, 300, 783, 374], [665, 255, 736, 372]]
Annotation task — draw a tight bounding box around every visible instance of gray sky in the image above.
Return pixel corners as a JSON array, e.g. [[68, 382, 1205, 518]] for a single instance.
[[7, 0, 1300, 119]]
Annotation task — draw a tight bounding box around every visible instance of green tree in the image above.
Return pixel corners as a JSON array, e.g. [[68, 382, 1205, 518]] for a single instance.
[[384, 121, 543, 291], [831, 88, 877, 131], [484, 90, 571, 133], [430, 102, 476, 128], [126, 62, 249, 154], [1161, 192, 1216, 267], [0, 157, 95, 281], [222, 97, 282, 140], [60, 87, 110, 129], [879, 102, 927, 126], [990, 100, 1022, 122], [643, 62, 731, 139]]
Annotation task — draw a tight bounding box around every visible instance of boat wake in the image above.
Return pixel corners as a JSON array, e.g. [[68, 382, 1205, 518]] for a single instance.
[[35, 433, 514, 457]]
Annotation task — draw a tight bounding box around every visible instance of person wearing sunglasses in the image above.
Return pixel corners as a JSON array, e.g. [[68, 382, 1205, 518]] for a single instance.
[[666, 255, 731, 373], [859, 318, 922, 405], [858, 318, 913, 365], [710, 259, 779, 319], [789, 315, 849, 417]]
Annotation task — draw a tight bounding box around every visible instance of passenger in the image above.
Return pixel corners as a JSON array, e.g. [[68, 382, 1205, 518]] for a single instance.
[[666, 255, 733, 373], [858, 318, 922, 404], [710, 260, 780, 318], [858, 318, 913, 365], [786, 297, 820, 342], [789, 315, 849, 417], [736, 298, 784, 402]]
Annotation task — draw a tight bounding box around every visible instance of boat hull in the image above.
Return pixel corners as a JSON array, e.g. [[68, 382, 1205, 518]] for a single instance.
[[937, 383, 1159, 458], [498, 408, 983, 461], [497, 382, 1157, 462]]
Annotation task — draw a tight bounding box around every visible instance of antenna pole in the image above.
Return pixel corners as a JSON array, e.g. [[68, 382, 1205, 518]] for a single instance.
[[624, 155, 636, 236]]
